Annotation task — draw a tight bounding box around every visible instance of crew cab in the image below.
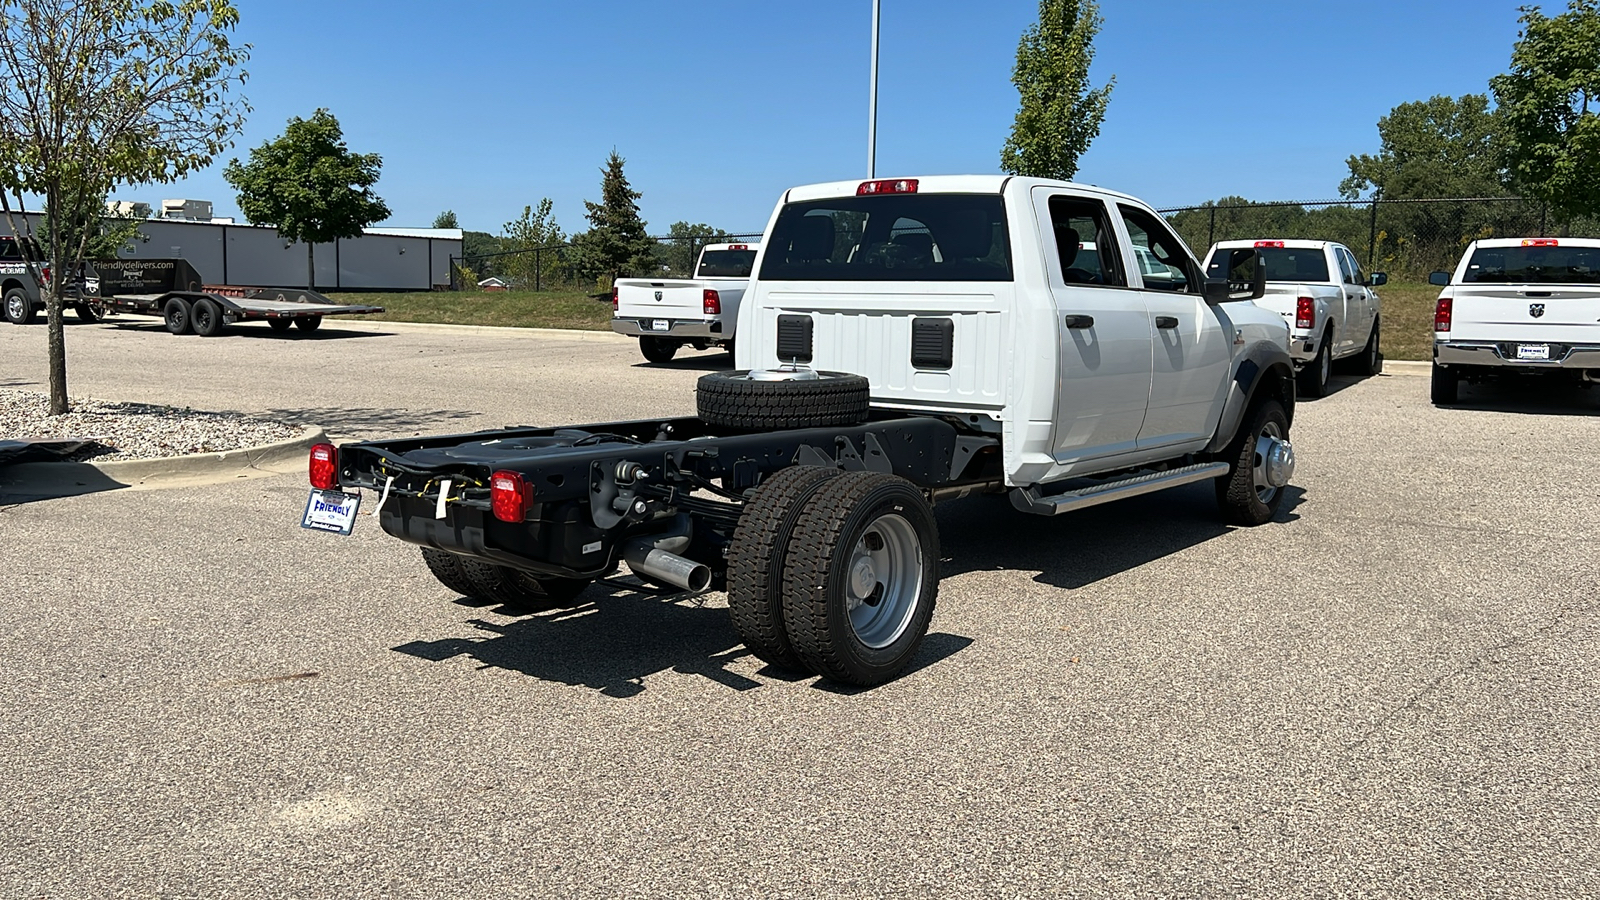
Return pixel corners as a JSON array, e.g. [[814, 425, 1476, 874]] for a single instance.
[[611, 242, 758, 363], [1203, 240, 1384, 396], [2, 236, 98, 325], [1428, 237, 1600, 404], [311, 176, 1298, 688]]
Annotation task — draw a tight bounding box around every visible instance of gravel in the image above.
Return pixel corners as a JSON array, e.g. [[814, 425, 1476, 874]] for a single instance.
[[0, 388, 302, 461]]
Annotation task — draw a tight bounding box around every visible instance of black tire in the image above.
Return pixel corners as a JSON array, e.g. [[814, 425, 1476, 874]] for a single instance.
[[421, 547, 478, 597], [267, 317, 293, 333], [73, 303, 101, 324], [4, 288, 34, 325], [640, 336, 678, 363], [162, 297, 191, 334], [458, 558, 591, 609], [1350, 316, 1382, 376], [1297, 329, 1332, 397], [697, 370, 871, 431], [1431, 363, 1459, 405], [1216, 398, 1291, 527], [295, 315, 323, 332], [780, 472, 940, 687], [190, 297, 225, 337], [725, 465, 842, 671]]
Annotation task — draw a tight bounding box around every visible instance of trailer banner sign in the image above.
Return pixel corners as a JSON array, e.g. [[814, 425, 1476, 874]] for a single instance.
[[302, 489, 362, 535]]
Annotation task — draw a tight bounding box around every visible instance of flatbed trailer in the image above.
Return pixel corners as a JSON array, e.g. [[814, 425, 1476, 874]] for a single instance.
[[88, 258, 383, 336]]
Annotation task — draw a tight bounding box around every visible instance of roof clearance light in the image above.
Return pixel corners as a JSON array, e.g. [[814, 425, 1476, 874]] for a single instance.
[[1255, 241, 1286, 248], [1522, 238, 1559, 247], [490, 470, 532, 523], [857, 179, 919, 196], [728, 244, 748, 251]]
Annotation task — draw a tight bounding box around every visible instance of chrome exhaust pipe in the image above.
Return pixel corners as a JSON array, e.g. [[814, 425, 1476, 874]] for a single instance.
[[624, 541, 711, 592]]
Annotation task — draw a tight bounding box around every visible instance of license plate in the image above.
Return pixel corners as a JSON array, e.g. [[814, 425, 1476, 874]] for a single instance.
[[1517, 343, 1551, 361], [652, 319, 670, 332], [301, 489, 362, 535]]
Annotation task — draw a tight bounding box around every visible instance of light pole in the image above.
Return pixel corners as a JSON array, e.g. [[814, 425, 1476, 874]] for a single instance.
[[868, 0, 880, 178]]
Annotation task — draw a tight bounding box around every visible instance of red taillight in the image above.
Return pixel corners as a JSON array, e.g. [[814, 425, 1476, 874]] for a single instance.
[[857, 178, 918, 196], [1255, 240, 1286, 248], [309, 443, 338, 490], [1295, 297, 1315, 330], [611, 287, 618, 311], [490, 469, 531, 523], [703, 289, 721, 315], [39, 265, 50, 285], [1435, 296, 1453, 332], [1522, 238, 1559, 247]]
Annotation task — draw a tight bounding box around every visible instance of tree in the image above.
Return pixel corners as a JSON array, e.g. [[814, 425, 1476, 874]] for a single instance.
[[567, 150, 655, 285], [39, 191, 143, 264], [662, 221, 730, 275], [1491, 0, 1600, 224], [432, 209, 459, 229], [462, 230, 503, 278], [224, 109, 390, 290], [499, 198, 565, 289], [999, 0, 1115, 181], [0, 0, 249, 415], [1340, 95, 1509, 200]]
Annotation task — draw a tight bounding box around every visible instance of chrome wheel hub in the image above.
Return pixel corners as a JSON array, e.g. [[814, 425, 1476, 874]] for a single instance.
[[845, 514, 923, 649], [1253, 423, 1294, 501], [744, 365, 820, 382]]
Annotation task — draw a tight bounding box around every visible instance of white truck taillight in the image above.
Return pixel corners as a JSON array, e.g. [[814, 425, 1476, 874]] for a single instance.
[[309, 443, 339, 490], [490, 470, 531, 523], [611, 287, 618, 311], [1295, 297, 1315, 330], [1435, 297, 1453, 332], [703, 289, 721, 315]]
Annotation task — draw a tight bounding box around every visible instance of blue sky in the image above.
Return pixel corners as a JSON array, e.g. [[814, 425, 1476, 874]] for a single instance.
[[141, 0, 1530, 235]]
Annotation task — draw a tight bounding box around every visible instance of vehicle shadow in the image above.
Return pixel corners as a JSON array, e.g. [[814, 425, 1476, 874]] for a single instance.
[[1450, 379, 1600, 417], [392, 579, 974, 697], [103, 321, 389, 341], [936, 482, 1304, 591], [635, 354, 735, 372]]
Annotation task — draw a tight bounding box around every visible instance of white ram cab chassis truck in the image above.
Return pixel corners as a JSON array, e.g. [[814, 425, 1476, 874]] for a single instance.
[[1429, 237, 1600, 405], [1203, 239, 1385, 397], [611, 242, 758, 363], [312, 176, 1298, 688]]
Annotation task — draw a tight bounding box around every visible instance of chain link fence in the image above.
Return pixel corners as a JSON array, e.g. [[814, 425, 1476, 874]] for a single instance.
[[1160, 197, 1600, 281], [449, 232, 764, 292]]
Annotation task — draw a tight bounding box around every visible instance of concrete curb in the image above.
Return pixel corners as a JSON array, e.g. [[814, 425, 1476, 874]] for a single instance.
[[1382, 360, 1430, 375], [0, 424, 325, 500], [343, 319, 625, 341]]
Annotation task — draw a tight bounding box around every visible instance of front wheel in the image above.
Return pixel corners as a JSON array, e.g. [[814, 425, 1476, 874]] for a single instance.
[[780, 472, 940, 687], [639, 336, 678, 363], [1431, 363, 1459, 405], [1216, 399, 1294, 526], [4, 288, 34, 325]]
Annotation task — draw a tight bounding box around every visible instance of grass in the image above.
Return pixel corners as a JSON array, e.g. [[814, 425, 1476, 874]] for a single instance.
[[325, 289, 613, 331], [326, 283, 1442, 359]]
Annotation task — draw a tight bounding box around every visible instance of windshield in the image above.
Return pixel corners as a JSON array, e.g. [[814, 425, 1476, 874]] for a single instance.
[[1207, 246, 1328, 282], [1462, 245, 1600, 284], [758, 194, 1012, 282], [696, 249, 756, 278]]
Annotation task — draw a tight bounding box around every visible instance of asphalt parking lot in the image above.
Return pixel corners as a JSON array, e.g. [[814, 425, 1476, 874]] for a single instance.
[[2, 319, 1598, 898]]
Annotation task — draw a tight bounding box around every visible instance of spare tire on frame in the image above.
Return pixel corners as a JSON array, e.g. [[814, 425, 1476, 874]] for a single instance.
[[696, 369, 870, 430]]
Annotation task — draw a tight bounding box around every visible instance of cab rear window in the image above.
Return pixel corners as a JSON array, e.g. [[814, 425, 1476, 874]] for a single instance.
[[759, 194, 1012, 282], [1463, 245, 1600, 283], [1207, 247, 1327, 282], [696, 250, 756, 278]]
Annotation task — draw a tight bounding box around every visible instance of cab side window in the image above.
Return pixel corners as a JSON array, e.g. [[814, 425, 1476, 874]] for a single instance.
[[1335, 248, 1358, 285], [1116, 205, 1197, 293], [1047, 196, 1124, 287], [1340, 247, 1365, 285]]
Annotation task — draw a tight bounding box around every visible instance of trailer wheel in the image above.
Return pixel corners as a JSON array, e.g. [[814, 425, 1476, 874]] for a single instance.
[[725, 465, 841, 671], [162, 297, 191, 334], [267, 318, 293, 333], [458, 558, 591, 609], [780, 471, 940, 687], [640, 336, 678, 363], [421, 547, 478, 597], [190, 298, 226, 337], [697, 370, 870, 430], [295, 315, 323, 332], [5, 288, 34, 325]]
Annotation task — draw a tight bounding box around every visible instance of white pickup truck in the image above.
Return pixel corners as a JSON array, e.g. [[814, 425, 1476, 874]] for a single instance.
[[1203, 240, 1384, 396], [611, 242, 757, 363], [322, 175, 1299, 688], [1429, 237, 1600, 404]]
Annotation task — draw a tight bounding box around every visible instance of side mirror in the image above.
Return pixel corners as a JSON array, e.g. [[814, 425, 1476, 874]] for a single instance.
[[1205, 247, 1267, 303], [1428, 271, 1451, 286], [1368, 272, 1388, 287]]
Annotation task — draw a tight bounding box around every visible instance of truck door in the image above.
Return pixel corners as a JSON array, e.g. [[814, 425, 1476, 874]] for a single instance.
[[1336, 246, 1372, 350], [1033, 189, 1152, 463], [1113, 204, 1231, 450]]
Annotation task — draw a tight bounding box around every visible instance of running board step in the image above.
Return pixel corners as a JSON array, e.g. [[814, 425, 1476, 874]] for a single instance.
[[1009, 462, 1230, 517]]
